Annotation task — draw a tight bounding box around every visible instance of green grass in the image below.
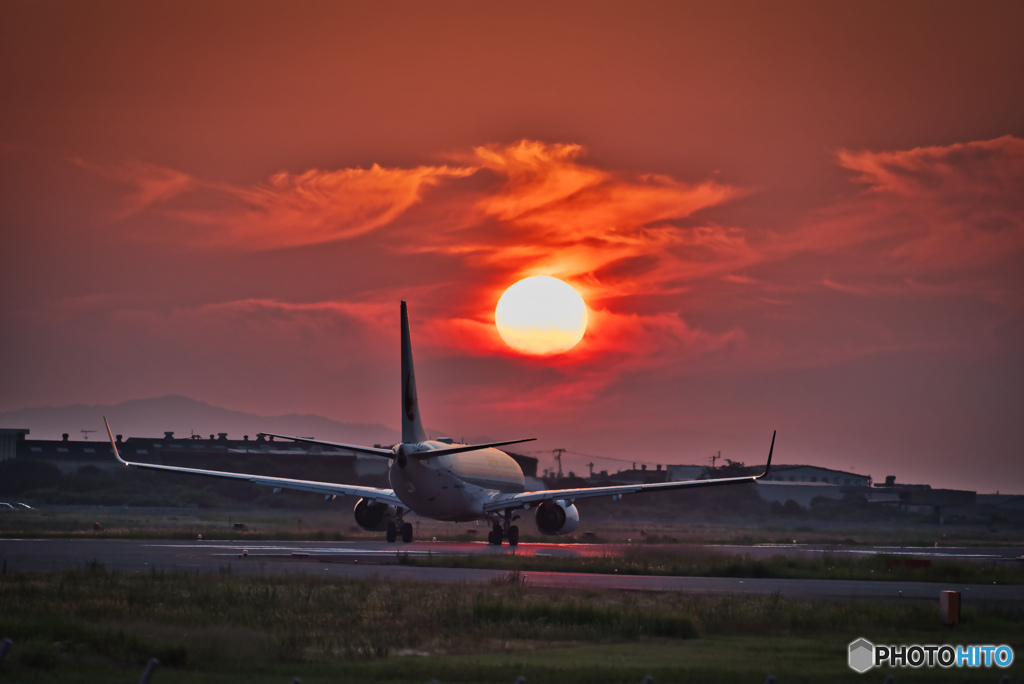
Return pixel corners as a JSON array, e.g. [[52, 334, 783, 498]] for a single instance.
[[3, 504, 1024, 547], [1, 567, 1022, 683], [399, 545, 1024, 585]]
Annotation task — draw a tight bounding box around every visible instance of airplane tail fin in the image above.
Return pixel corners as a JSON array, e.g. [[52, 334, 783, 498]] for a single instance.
[[401, 301, 429, 444]]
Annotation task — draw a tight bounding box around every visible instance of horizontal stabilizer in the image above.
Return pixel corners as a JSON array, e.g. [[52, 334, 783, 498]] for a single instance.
[[409, 437, 536, 459], [256, 433, 396, 458]]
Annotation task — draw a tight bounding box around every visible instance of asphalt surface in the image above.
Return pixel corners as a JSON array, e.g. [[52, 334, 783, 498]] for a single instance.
[[2, 538, 1022, 605]]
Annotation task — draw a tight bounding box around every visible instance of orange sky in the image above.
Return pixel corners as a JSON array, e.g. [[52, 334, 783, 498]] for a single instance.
[[2, 1, 1022, 492]]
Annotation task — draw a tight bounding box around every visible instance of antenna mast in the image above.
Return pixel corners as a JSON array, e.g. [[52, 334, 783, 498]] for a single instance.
[[552, 448, 566, 478]]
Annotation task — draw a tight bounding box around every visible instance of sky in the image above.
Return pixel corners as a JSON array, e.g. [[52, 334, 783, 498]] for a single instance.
[[1, 1, 1022, 492]]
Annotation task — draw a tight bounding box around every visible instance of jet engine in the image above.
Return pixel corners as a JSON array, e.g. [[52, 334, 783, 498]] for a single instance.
[[534, 499, 579, 535], [353, 498, 397, 532]]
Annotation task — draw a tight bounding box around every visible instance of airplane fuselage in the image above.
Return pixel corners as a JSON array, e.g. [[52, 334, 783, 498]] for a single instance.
[[388, 441, 525, 521]]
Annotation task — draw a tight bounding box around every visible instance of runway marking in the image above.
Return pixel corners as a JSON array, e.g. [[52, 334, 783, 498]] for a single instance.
[[709, 544, 1016, 561], [146, 545, 465, 558], [139, 542, 593, 558]]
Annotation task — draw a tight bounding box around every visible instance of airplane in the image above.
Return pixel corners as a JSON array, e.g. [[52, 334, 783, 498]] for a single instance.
[[105, 301, 775, 546]]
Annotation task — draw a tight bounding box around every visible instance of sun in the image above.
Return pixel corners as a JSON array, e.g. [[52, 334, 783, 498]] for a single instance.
[[495, 276, 588, 355]]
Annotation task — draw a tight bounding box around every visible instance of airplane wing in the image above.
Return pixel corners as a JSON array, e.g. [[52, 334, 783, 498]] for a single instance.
[[105, 418, 403, 507], [483, 430, 775, 514]]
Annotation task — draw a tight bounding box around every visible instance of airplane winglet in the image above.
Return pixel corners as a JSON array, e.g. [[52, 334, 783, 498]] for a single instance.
[[756, 430, 776, 479], [103, 416, 130, 467]]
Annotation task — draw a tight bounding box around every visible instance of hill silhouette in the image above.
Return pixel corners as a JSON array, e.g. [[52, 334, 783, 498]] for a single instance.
[[0, 395, 402, 446]]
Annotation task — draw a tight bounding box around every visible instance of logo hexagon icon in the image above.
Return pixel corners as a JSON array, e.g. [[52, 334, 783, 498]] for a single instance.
[[848, 638, 875, 673]]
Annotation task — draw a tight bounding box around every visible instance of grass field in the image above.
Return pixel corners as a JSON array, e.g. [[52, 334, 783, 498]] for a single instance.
[[2, 506, 1022, 682], [1, 565, 1022, 683], [397, 545, 1024, 586], [3, 504, 1024, 547]]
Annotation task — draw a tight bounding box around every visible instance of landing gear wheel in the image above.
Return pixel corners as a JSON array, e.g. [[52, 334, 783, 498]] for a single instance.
[[401, 522, 413, 543], [488, 523, 504, 545], [386, 521, 398, 543], [507, 525, 519, 546]]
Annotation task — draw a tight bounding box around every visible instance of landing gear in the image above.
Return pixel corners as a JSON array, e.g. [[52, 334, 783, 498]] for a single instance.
[[386, 509, 413, 543], [488, 511, 520, 546]]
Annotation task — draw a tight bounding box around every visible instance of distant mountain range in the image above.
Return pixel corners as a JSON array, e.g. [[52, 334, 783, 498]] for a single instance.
[[0, 395, 403, 446]]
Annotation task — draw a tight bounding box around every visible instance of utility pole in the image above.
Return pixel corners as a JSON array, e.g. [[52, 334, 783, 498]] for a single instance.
[[552, 448, 566, 478], [586, 461, 594, 478], [709, 450, 720, 469]]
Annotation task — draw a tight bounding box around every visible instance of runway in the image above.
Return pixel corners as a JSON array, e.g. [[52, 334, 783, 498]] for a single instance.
[[3, 538, 1022, 605]]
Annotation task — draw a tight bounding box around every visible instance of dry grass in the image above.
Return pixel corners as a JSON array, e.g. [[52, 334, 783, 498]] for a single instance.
[[2, 566, 1021, 683]]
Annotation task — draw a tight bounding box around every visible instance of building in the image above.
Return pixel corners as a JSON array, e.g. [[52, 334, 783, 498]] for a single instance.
[[668, 463, 870, 486], [760, 465, 872, 487], [866, 476, 975, 513], [977, 494, 1024, 511], [4, 428, 538, 480], [666, 464, 705, 481], [756, 481, 847, 507], [0, 428, 30, 462], [755, 465, 873, 507], [595, 464, 668, 485], [665, 462, 875, 506]]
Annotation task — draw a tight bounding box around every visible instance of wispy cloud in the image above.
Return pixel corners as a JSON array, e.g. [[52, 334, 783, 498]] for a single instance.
[[788, 136, 1024, 274], [433, 141, 750, 301], [820, 278, 872, 296], [79, 141, 751, 382], [77, 136, 1024, 386], [72, 158, 195, 218], [194, 165, 476, 250], [79, 159, 476, 249], [85, 142, 747, 292]]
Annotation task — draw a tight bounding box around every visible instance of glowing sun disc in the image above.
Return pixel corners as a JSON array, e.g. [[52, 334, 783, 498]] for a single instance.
[[495, 276, 588, 355]]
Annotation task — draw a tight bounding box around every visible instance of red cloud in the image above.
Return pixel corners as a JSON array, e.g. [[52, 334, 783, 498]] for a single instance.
[[820, 136, 1024, 272], [82, 141, 752, 379], [739, 136, 1024, 368], [203, 164, 476, 250], [837, 136, 1024, 201], [87, 142, 748, 295], [81, 160, 475, 250], [427, 307, 744, 416], [72, 159, 194, 218], [460, 141, 748, 294], [81, 137, 1023, 389], [472, 141, 608, 221]]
